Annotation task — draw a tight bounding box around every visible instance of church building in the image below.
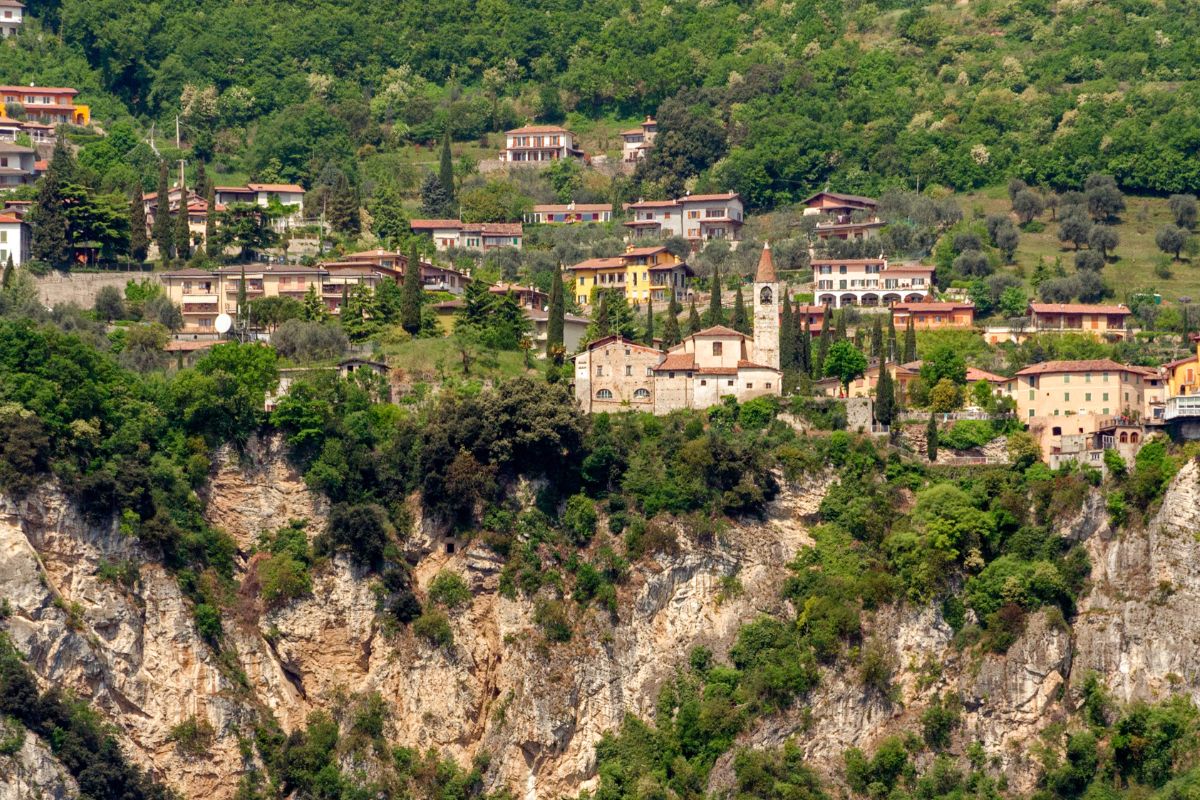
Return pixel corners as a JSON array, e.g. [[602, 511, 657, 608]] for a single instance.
[[574, 243, 783, 414]]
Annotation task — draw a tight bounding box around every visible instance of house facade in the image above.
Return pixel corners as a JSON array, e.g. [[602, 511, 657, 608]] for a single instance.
[[0, 141, 36, 187], [573, 244, 782, 414], [621, 117, 657, 162], [525, 203, 612, 224], [409, 219, 523, 252], [0, 86, 89, 125], [891, 301, 975, 329], [623, 193, 744, 247], [214, 183, 305, 229], [812, 258, 933, 307], [802, 191, 885, 242], [570, 245, 692, 306], [320, 249, 472, 295], [0, 212, 29, 265], [500, 125, 583, 163], [0, 1, 23, 37], [1028, 303, 1131, 340]]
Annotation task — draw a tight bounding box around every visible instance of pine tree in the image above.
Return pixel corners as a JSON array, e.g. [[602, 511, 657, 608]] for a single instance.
[[732, 285, 749, 333], [887, 314, 898, 361], [30, 138, 73, 268], [328, 173, 360, 234], [439, 128, 456, 212], [903, 316, 917, 363], [420, 174, 452, 218], [174, 202, 191, 261], [153, 160, 173, 266], [926, 414, 939, 462], [302, 284, 325, 320], [662, 293, 681, 349], [707, 265, 723, 326], [205, 183, 218, 257], [129, 190, 149, 263], [875, 366, 895, 426], [870, 317, 883, 359], [779, 292, 796, 370], [401, 240, 423, 334], [686, 298, 701, 335], [643, 295, 655, 345], [547, 267, 565, 358]]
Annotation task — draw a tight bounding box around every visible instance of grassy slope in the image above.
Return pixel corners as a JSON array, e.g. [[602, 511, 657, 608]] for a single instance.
[[961, 189, 1198, 303]]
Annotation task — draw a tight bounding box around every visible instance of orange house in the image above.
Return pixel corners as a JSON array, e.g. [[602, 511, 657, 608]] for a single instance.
[[1027, 302, 1132, 340], [891, 301, 975, 330]]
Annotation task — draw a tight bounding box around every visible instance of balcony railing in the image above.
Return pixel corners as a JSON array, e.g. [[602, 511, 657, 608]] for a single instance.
[[1164, 395, 1200, 421]]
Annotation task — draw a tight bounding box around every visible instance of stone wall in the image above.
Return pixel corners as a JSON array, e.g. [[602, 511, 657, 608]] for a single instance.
[[34, 270, 152, 309]]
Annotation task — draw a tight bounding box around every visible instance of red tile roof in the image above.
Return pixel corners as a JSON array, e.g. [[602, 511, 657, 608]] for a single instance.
[[1014, 359, 1137, 376], [247, 183, 304, 193], [1029, 302, 1130, 315], [892, 302, 974, 312], [755, 242, 776, 283], [532, 203, 612, 212], [654, 353, 697, 371], [626, 199, 680, 208], [738, 360, 780, 371], [624, 246, 667, 256], [692, 325, 745, 338], [681, 193, 739, 202], [506, 125, 571, 134], [0, 85, 75, 95], [571, 257, 626, 270], [410, 219, 463, 230], [0, 214, 22, 224], [800, 191, 878, 207]]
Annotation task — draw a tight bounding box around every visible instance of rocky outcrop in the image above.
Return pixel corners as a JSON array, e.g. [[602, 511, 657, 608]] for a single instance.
[[0, 729, 78, 800]]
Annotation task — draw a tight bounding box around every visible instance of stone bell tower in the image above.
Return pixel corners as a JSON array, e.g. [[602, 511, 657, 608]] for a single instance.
[[752, 242, 780, 370]]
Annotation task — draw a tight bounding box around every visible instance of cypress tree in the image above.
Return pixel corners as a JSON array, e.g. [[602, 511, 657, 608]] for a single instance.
[[834, 308, 846, 340], [853, 327, 864, 351], [903, 316, 917, 363], [644, 296, 654, 345], [707, 264, 723, 326], [815, 320, 831, 379], [798, 315, 811, 375], [195, 161, 210, 201], [174, 202, 191, 261], [593, 292, 610, 337], [401, 240, 423, 334], [205, 183, 218, 258], [870, 317, 883, 359], [926, 414, 939, 462], [662, 293, 681, 349], [686, 298, 701, 335], [887, 313, 899, 361], [31, 138, 73, 268], [329, 173, 360, 234], [129, 189, 149, 263], [779, 292, 796, 370], [876, 366, 895, 426], [1, 253, 12, 290], [732, 285, 748, 333], [439, 128, 456, 211], [153, 161, 173, 266], [546, 266, 565, 357], [237, 265, 248, 330]]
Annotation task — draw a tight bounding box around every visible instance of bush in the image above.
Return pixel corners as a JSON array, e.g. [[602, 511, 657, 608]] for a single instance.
[[561, 494, 597, 545], [258, 552, 312, 609], [412, 610, 453, 647], [325, 503, 392, 567], [534, 598, 572, 642], [921, 694, 960, 750], [428, 570, 472, 609], [939, 420, 995, 450], [193, 603, 222, 642], [271, 319, 350, 362], [859, 641, 893, 696], [169, 715, 215, 757]]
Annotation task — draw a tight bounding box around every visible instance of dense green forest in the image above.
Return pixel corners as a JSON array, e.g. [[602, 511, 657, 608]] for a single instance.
[[7, 0, 1200, 208]]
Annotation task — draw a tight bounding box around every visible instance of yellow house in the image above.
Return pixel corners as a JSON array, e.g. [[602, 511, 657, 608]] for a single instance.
[[1164, 334, 1200, 397], [570, 245, 692, 307]]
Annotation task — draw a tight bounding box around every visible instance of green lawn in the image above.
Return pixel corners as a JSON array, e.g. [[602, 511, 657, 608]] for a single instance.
[[960, 189, 1199, 303], [379, 334, 536, 385]]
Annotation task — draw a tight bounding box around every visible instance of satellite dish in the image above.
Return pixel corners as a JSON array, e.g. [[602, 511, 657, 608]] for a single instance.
[[214, 313, 232, 334]]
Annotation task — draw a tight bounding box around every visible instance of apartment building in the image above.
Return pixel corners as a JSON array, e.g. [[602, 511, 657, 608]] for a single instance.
[[802, 191, 885, 241], [500, 125, 583, 163], [214, 183, 305, 229], [1028, 302, 1131, 340], [409, 219, 523, 252], [0, 118, 53, 143], [321, 249, 472, 294], [0, 141, 36, 187], [0, 1, 23, 37], [623, 193, 744, 247], [569, 245, 692, 306], [0, 86, 89, 125], [891, 301, 975, 329], [525, 202, 612, 224], [0, 212, 28, 264], [159, 264, 387, 333], [812, 258, 933, 308], [621, 117, 657, 162]]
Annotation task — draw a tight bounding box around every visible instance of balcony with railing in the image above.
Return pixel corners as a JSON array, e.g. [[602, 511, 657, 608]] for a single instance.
[[182, 303, 218, 314], [1164, 394, 1200, 421]]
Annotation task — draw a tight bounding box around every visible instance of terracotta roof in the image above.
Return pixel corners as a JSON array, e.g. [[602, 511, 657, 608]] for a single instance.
[[506, 125, 571, 134], [462, 222, 522, 236], [892, 301, 973, 312], [1014, 359, 1137, 376], [1162, 355, 1199, 370], [247, 183, 304, 193], [654, 353, 697, 371], [1029, 302, 1130, 315], [410, 219, 463, 230], [532, 203, 612, 212], [626, 199, 680, 209], [801, 191, 878, 207], [624, 246, 667, 256], [571, 257, 626, 270], [0, 1, 25, 7], [0, 86, 75, 95], [213, 185, 254, 193], [737, 360, 780, 371], [0, 214, 22, 224], [967, 366, 1009, 383], [755, 242, 776, 283], [681, 193, 739, 203], [811, 258, 888, 265], [692, 325, 745, 338], [620, 128, 645, 136]]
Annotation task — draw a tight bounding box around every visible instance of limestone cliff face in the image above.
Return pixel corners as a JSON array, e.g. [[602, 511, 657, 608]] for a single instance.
[[0, 730, 77, 800], [2, 444, 1199, 800]]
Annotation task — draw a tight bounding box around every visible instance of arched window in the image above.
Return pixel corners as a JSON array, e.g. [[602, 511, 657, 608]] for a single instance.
[[1119, 432, 1128, 443], [633, 388, 650, 399], [1130, 432, 1139, 443], [759, 286, 773, 305], [596, 389, 613, 399]]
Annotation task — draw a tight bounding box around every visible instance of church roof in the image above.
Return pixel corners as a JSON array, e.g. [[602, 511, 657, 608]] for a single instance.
[[755, 242, 776, 282], [691, 325, 745, 338]]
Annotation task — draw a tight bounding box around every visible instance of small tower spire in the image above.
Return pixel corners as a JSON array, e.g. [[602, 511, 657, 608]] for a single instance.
[[755, 241, 776, 283]]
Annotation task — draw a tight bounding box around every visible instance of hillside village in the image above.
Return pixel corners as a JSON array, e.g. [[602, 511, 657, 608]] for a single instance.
[[7, 2, 1200, 800]]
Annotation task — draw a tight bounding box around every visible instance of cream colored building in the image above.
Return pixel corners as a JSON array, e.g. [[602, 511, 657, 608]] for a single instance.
[[573, 244, 781, 414]]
